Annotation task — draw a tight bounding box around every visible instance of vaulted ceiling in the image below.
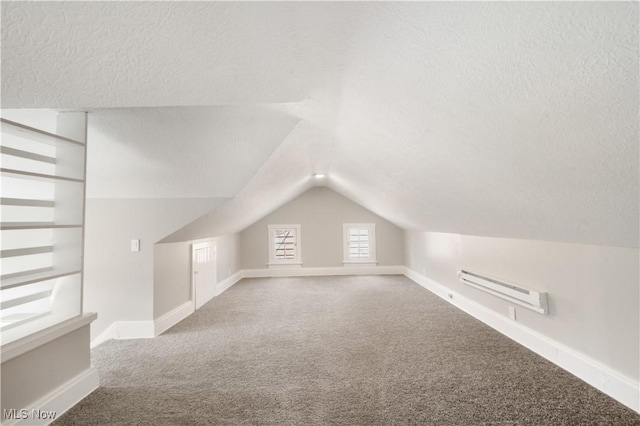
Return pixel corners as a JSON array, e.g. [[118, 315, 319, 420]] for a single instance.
[[2, 2, 638, 247]]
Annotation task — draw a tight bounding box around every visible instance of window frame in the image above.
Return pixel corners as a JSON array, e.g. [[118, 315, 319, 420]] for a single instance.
[[267, 224, 302, 267], [343, 223, 377, 265]]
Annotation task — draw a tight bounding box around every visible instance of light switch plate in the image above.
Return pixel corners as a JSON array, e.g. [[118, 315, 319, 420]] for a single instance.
[[131, 239, 140, 252]]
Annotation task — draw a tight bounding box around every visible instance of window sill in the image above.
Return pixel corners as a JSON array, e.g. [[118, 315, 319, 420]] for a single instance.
[[343, 260, 378, 266]]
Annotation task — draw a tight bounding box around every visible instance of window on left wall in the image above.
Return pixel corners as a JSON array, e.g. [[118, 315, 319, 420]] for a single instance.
[[268, 224, 301, 267], [0, 115, 86, 346]]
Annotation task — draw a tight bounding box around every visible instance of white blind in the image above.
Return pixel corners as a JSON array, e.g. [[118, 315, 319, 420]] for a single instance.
[[0, 116, 85, 345]]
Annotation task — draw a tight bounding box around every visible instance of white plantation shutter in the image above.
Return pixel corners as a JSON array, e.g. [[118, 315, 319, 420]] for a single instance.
[[343, 224, 376, 264], [268, 225, 301, 265], [348, 227, 370, 258], [274, 229, 296, 260]]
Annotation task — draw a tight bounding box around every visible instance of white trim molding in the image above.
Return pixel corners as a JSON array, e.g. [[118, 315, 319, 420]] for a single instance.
[[2, 367, 99, 426], [403, 267, 640, 414], [154, 301, 194, 336], [214, 270, 244, 297], [91, 271, 245, 347], [90, 321, 154, 348]]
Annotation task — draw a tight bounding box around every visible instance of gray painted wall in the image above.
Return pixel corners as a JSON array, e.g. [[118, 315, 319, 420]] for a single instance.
[[404, 230, 640, 381], [84, 197, 226, 340], [214, 233, 243, 283], [154, 242, 191, 319], [240, 187, 404, 269], [1, 325, 91, 413], [153, 233, 242, 319]]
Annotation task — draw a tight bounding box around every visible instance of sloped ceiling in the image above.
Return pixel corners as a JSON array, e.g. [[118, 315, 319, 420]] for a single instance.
[[85, 106, 300, 198], [2, 2, 638, 247]]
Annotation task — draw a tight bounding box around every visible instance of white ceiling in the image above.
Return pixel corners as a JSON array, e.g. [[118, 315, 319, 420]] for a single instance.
[[85, 106, 300, 198], [2, 2, 638, 247]]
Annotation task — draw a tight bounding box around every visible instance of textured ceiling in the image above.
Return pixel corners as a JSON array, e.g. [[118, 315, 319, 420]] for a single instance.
[[2, 2, 638, 247], [85, 106, 300, 198], [1, 1, 355, 108]]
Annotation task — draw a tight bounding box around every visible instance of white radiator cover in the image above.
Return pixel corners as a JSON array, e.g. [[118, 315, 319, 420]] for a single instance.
[[458, 270, 549, 314]]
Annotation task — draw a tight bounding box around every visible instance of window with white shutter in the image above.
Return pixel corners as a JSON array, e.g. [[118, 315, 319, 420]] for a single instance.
[[268, 224, 301, 266], [343, 223, 377, 264]]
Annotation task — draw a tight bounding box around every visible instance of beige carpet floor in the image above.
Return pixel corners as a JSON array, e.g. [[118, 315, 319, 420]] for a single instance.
[[55, 275, 640, 425]]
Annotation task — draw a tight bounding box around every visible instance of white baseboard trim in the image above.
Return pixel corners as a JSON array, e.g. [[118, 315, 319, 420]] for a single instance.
[[214, 270, 244, 297], [154, 301, 194, 336], [90, 323, 116, 348], [403, 267, 640, 414], [152, 271, 243, 336], [90, 320, 155, 348], [114, 321, 155, 340], [3, 367, 99, 426], [242, 265, 404, 278], [91, 272, 246, 347]]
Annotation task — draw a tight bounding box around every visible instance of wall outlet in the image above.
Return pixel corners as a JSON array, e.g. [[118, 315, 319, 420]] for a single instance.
[[131, 239, 140, 252], [508, 306, 516, 321]]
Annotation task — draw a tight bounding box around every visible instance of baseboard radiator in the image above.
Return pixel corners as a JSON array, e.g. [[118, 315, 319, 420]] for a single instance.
[[458, 270, 549, 314]]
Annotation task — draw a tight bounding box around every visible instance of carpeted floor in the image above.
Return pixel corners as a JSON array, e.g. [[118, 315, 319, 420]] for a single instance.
[[55, 276, 640, 425]]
